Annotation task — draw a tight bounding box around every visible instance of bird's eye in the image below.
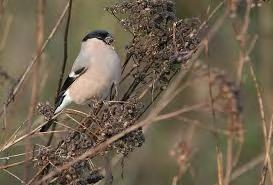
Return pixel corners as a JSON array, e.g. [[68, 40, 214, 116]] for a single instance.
[[104, 36, 114, 45]]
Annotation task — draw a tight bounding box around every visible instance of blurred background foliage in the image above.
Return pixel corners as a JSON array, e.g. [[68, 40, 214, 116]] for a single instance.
[[0, 0, 273, 184]]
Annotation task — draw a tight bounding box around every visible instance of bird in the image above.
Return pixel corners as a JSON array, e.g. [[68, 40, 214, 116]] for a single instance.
[[40, 30, 121, 132]]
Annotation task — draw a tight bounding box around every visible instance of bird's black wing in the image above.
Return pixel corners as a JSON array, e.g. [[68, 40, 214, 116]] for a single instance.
[[40, 119, 54, 132], [52, 67, 87, 111], [40, 67, 87, 132], [55, 91, 66, 108], [55, 67, 87, 103], [59, 67, 87, 93]]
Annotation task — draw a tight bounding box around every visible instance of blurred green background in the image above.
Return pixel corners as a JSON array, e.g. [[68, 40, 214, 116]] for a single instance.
[[1, 0, 273, 184]]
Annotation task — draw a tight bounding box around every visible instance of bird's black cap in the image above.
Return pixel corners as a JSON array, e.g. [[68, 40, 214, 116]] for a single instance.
[[82, 30, 112, 43]]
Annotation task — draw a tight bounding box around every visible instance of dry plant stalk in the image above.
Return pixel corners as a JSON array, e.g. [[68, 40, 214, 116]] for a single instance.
[[169, 61, 244, 184], [0, 1, 71, 118], [24, 0, 45, 182]]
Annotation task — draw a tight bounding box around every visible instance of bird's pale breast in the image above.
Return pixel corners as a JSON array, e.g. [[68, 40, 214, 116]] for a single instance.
[[69, 40, 121, 104]]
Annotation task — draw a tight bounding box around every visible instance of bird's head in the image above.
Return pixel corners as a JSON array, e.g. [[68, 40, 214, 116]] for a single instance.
[[82, 30, 114, 45]]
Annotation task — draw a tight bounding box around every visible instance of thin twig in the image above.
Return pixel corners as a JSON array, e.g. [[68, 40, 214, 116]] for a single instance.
[[260, 115, 273, 185], [0, 160, 26, 170], [227, 0, 258, 179], [24, 0, 45, 182], [154, 103, 207, 121], [204, 27, 223, 185], [0, 1, 70, 118], [26, 163, 49, 185], [46, 0, 73, 147], [3, 169, 24, 184], [249, 58, 273, 184], [177, 116, 231, 136], [235, 0, 252, 87], [230, 145, 273, 183], [0, 114, 60, 152], [199, 0, 226, 32], [55, 0, 73, 100]]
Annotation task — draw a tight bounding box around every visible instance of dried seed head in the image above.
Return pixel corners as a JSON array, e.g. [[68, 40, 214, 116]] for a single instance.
[[106, 0, 200, 93], [37, 102, 54, 121]]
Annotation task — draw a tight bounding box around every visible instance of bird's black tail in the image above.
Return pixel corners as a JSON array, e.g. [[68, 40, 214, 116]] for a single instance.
[[40, 119, 55, 132]]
